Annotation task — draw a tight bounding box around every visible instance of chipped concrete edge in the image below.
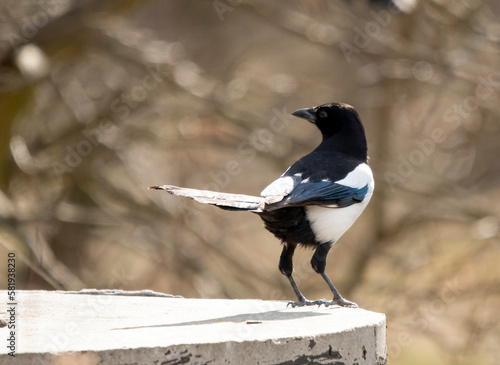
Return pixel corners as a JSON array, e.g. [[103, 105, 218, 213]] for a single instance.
[[11, 316, 387, 365]]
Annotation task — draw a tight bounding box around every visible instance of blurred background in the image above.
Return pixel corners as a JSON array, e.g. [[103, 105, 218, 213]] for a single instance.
[[0, 0, 499, 363]]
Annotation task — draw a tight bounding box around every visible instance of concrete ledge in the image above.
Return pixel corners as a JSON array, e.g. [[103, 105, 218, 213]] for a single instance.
[[0, 290, 387, 364]]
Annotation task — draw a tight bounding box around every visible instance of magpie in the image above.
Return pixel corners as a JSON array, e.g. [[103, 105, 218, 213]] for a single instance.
[[150, 103, 374, 308]]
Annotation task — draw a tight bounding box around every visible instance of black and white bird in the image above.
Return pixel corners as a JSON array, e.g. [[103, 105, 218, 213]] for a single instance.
[[150, 103, 374, 307]]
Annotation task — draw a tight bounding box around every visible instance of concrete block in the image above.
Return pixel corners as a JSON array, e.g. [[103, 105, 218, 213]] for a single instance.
[[0, 290, 387, 364]]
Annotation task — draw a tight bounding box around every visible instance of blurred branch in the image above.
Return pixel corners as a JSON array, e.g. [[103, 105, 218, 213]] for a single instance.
[[0, 231, 54, 288]]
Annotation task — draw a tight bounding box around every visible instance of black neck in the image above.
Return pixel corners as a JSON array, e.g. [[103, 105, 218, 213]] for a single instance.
[[316, 125, 368, 162]]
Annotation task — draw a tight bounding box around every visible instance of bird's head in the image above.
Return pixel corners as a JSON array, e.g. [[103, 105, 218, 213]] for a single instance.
[[292, 103, 362, 138], [292, 102, 367, 161]]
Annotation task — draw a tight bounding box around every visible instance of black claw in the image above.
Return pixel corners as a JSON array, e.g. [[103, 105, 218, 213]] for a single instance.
[[287, 299, 330, 308], [323, 298, 358, 308], [315, 299, 328, 307], [287, 299, 317, 308]]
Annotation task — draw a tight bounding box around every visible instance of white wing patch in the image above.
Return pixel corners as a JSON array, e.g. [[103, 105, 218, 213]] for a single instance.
[[261, 173, 301, 204], [335, 163, 374, 189]]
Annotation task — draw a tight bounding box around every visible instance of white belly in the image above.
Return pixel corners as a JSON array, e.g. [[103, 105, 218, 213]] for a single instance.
[[306, 191, 373, 244]]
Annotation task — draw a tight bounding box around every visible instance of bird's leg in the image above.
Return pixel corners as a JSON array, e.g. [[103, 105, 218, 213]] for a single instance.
[[311, 243, 358, 308], [319, 272, 357, 307], [286, 274, 306, 303], [280, 243, 324, 307]]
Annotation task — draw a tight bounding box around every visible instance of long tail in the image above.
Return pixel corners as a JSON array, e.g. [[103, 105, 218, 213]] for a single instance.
[[149, 185, 264, 212]]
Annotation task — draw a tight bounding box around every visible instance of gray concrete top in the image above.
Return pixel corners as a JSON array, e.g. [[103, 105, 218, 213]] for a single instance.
[[0, 290, 387, 364]]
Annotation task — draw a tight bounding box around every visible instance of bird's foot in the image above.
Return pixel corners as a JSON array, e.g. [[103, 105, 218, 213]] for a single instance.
[[287, 299, 329, 308], [322, 297, 358, 308]]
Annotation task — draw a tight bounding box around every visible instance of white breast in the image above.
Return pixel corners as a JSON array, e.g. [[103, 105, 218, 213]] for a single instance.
[[306, 195, 370, 244], [306, 164, 374, 244]]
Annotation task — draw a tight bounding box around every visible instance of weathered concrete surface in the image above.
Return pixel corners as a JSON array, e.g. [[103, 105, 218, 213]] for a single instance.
[[0, 290, 387, 364]]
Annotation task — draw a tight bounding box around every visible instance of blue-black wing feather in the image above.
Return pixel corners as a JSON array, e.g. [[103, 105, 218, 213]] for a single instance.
[[264, 181, 368, 211], [286, 181, 368, 205]]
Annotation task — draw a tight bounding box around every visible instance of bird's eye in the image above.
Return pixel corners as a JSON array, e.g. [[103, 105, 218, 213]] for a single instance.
[[318, 110, 328, 119]]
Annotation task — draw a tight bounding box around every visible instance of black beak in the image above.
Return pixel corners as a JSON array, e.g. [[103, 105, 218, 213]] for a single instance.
[[292, 108, 316, 124]]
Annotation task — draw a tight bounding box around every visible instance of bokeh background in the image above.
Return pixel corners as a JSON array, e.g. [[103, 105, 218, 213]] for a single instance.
[[1, 0, 499, 363]]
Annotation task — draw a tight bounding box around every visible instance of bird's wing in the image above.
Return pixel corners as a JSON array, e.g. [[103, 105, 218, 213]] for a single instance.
[[281, 181, 368, 207], [261, 163, 373, 210]]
